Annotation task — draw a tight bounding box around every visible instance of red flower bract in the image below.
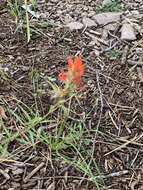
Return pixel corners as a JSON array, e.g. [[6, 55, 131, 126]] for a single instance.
[[58, 56, 85, 88], [58, 71, 67, 81]]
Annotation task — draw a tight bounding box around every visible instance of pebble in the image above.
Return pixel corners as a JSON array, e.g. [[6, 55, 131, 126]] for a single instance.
[[81, 12, 88, 17], [83, 6, 88, 11], [93, 12, 122, 25], [135, 0, 142, 2], [50, 0, 58, 2], [131, 10, 142, 19], [121, 23, 136, 41], [88, 11, 95, 17], [82, 17, 97, 27], [102, 0, 112, 6], [104, 23, 118, 31], [66, 22, 84, 30], [64, 14, 74, 24]]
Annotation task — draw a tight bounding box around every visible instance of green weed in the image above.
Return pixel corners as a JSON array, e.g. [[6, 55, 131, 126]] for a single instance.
[[96, 0, 123, 13], [0, 92, 104, 188], [105, 49, 122, 60], [0, 68, 105, 189], [7, 0, 37, 42], [6, 1, 58, 41]]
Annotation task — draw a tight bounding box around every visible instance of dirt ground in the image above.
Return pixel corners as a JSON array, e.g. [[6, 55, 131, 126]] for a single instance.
[[0, 0, 143, 190]]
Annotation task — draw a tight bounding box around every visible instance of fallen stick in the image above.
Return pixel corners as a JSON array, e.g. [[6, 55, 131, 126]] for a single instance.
[[121, 45, 129, 64], [128, 60, 143, 66], [23, 162, 44, 183], [0, 169, 10, 180]]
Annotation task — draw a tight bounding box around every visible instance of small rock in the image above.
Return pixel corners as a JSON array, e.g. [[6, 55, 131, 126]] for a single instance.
[[83, 6, 88, 11], [82, 17, 97, 27], [51, 0, 58, 2], [64, 14, 74, 24], [57, 10, 63, 15], [81, 12, 88, 17], [104, 23, 117, 31], [135, 0, 142, 2], [21, 66, 30, 71], [93, 12, 122, 25], [94, 49, 100, 56], [102, 0, 112, 6], [88, 41, 96, 46], [121, 23, 136, 41], [102, 28, 108, 39], [136, 48, 143, 54], [12, 168, 23, 175], [66, 22, 84, 30], [88, 11, 95, 17], [131, 10, 141, 18]]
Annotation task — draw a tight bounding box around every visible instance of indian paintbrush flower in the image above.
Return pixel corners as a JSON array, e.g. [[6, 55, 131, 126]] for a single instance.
[[58, 56, 85, 91], [48, 56, 85, 101]]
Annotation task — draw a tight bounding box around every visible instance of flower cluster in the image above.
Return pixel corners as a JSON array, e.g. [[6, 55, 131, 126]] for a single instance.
[[58, 56, 85, 90]]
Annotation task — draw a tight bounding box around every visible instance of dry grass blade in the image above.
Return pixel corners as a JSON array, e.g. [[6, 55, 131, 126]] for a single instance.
[[0, 106, 7, 119], [24, 0, 30, 42], [105, 134, 143, 156]]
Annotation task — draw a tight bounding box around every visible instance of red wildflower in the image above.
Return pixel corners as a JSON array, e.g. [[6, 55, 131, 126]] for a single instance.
[[58, 71, 67, 81], [58, 56, 85, 88]]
